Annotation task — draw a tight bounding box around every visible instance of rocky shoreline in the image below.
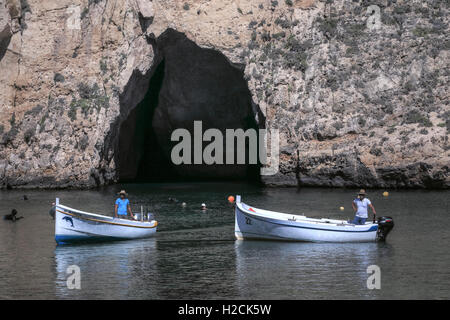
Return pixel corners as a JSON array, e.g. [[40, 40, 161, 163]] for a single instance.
[[1, 0, 449, 189]]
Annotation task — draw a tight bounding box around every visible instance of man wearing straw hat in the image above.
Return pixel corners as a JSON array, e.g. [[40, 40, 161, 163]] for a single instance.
[[115, 190, 135, 219], [351, 189, 376, 225]]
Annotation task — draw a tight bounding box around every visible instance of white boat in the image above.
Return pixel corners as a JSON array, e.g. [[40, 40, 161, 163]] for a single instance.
[[234, 195, 393, 243], [54, 198, 157, 245]]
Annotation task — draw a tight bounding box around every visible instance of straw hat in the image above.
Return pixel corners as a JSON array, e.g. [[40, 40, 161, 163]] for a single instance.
[[118, 190, 127, 196], [358, 189, 366, 195]]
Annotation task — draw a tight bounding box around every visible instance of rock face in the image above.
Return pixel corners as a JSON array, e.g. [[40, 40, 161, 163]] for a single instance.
[[0, 0, 448, 189], [117, 29, 259, 182]]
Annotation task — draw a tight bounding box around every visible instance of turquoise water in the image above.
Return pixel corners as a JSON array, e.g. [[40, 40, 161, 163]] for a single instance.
[[0, 183, 449, 299]]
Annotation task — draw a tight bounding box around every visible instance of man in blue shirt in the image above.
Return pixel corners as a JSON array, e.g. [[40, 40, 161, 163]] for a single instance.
[[351, 189, 376, 225], [115, 190, 134, 219]]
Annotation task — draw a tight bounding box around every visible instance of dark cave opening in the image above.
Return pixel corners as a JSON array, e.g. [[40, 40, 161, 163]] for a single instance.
[[118, 59, 177, 182], [117, 29, 263, 183]]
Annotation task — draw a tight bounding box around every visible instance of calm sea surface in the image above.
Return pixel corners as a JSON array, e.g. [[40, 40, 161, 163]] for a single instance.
[[0, 183, 449, 299]]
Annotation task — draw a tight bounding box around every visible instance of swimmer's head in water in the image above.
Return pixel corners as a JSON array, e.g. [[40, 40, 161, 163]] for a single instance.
[[11, 209, 17, 216]]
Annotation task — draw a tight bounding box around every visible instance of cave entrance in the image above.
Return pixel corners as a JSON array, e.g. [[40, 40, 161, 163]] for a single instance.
[[118, 59, 174, 182], [117, 29, 263, 183]]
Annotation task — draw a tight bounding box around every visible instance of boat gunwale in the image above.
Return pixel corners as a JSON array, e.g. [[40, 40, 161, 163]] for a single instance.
[[56, 207, 158, 229], [236, 201, 377, 233]]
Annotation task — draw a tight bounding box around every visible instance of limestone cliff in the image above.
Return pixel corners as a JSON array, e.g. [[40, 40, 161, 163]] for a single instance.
[[0, 0, 448, 189]]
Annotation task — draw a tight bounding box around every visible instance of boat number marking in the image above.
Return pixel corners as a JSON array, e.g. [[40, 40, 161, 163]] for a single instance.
[[245, 217, 252, 225]]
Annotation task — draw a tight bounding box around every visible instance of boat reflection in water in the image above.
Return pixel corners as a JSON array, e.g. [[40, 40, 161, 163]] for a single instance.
[[54, 238, 157, 299], [234, 240, 392, 299]]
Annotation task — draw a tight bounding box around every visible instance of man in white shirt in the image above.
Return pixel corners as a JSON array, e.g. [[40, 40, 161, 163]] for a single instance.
[[351, 189, 376, 225]]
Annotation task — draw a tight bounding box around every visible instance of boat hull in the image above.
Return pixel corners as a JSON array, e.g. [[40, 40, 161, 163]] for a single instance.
[[235, 200, 378, 243], [55, 204, 157, 245]]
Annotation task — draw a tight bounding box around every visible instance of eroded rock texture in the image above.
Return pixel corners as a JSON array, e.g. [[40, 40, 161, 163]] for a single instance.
[[0, 0, 448, 188]]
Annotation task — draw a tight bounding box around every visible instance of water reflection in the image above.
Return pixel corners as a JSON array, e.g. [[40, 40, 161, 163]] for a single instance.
[[151, 226, 239, 299], [54, 239, 157, 299], [1, 184, 448, 299], [234, 240, 392, 299]]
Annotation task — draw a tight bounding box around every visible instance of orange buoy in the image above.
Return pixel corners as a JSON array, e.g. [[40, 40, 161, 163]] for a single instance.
[[228, 195, 235, 203]]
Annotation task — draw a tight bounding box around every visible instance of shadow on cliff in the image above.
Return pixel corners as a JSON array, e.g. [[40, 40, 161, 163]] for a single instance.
[[102, 29, 264, 184]]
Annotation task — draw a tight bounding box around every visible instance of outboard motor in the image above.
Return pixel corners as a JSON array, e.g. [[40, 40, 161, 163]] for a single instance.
[[376, 216, 394, 241]]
